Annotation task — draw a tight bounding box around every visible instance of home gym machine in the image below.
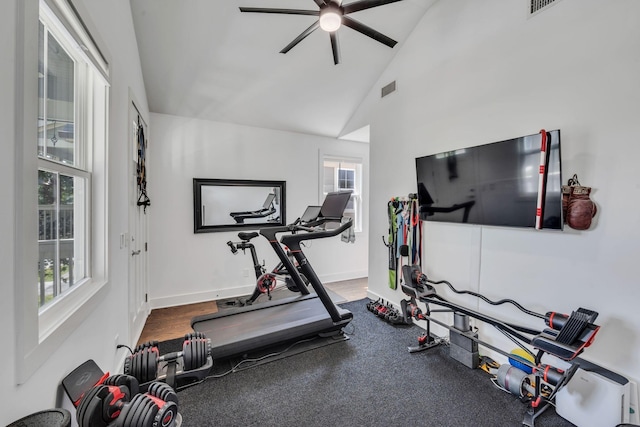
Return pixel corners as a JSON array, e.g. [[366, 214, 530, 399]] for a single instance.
[[191, 192, 354, 362], [229, 192, 277, 224], [225, 206, 322, 304], [399, 264, 601, 427]]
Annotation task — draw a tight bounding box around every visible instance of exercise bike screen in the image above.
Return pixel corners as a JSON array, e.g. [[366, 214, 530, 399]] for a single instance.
[[320, 191, 351, 218], [300, 206, 322, 223], [262, 193, 276, 209]]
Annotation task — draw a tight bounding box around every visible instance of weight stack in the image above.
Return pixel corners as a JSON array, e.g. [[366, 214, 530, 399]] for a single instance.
[[449, 313, 479, 369]]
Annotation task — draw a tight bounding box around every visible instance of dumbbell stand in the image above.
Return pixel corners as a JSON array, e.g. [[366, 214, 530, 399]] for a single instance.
[[151, 356, 213, 390]]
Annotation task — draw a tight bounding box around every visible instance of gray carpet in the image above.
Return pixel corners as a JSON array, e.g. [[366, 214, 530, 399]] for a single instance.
[[159, 299, 574, 427]]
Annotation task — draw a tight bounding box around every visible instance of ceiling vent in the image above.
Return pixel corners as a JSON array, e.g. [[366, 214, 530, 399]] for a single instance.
[[529, 0, 563, 16], [381, 81, 397, 98]]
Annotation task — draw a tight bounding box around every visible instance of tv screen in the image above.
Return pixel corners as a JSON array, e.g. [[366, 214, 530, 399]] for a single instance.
[[415, 130, 562, 230]]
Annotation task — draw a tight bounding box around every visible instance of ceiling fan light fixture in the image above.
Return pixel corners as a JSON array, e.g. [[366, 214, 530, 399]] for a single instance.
[[239, 0, 402, 64], [319, 8, 342, 32]]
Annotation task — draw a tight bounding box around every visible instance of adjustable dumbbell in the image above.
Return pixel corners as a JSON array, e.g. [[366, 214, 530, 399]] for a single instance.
[[115, 381, 178, 427], [124, 342, 160, 384], [76, 374, 139, 427], [182, 332, 211, 372]]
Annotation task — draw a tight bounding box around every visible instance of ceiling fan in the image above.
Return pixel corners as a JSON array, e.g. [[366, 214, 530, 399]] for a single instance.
[[239, 0, 403, 65]]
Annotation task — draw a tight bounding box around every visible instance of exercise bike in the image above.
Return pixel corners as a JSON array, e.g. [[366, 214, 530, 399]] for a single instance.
[[226, 232, 309, 305], [226, 206, 322, 304]]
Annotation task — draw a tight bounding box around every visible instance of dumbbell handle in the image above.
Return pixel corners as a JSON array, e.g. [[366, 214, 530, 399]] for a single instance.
[[158, 351, 183, 362], [545, 311, 569, 330], [158, 351, 183, 390]]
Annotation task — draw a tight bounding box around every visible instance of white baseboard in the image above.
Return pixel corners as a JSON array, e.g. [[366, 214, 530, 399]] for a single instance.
[[321, 270, 367, 284], [150, 272, 366, 309], [366, 288, 383, 302]]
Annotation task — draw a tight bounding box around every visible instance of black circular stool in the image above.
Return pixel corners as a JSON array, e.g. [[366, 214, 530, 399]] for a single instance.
[[7, 408, 71, 427]]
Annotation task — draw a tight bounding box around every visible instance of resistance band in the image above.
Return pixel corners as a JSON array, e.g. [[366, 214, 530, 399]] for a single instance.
[[384, 196, 423, 289]]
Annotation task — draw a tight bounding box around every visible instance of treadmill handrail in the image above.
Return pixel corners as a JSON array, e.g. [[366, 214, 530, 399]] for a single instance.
[[259, 224, 296, 240], [273, 218, 352, 324], [230, 206, 274, 216], [280, 218, 352, 246], [259, 217, 351, 241], [257, 225, 308, 291]]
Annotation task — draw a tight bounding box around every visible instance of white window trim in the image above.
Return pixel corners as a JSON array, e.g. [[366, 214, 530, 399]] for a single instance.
[[319, 152, 364, 233], [41, 0, 109, 80], [14, 0, 109, 384]]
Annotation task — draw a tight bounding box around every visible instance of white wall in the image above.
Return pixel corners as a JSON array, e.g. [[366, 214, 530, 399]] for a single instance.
[[2, 0, 149, 424], [362, 0, 640, 386], [148, 113, 369, 308]]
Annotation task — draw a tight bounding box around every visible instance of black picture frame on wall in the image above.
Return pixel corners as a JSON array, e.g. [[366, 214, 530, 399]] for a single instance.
[[193, 178, 286, 233]]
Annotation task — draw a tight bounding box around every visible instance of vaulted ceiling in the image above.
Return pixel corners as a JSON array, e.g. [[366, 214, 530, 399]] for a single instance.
[[129, 0, 437, 138]]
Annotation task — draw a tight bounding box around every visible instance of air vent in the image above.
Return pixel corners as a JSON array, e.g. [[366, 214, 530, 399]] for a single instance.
[[529, 0, 562, 15], [381, 81, 396, 98]]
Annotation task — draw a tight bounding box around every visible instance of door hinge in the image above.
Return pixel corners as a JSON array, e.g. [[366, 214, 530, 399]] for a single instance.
[[145, 293, 148, 303], [145, 242, 148, 251]]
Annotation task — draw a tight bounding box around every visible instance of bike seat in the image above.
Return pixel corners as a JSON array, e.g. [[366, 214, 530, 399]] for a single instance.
[[238, 231, 259, 241]]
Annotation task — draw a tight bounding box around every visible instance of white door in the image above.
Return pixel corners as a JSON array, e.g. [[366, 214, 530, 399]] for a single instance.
[[129, 101, 149, 343]]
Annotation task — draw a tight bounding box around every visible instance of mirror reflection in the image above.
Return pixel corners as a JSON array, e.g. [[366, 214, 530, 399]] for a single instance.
[[194, 179, 286, 233]]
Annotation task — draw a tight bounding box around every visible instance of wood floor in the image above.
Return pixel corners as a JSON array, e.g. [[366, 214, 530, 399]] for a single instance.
[[136, 277, 368, 345]]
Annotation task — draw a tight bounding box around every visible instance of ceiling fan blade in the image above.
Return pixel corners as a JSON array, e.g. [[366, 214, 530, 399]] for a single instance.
[[330, 32, 341, 65], [312, 0, 327, 6], [280, 21, 321, 54], [343, 0, 403, 15], [342, 16, 397, 48], [239, 7, 319, 16]]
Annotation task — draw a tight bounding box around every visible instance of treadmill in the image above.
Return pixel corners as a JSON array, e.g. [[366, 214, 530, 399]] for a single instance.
[[229, 192, 276, 224], [191, 192, 354, 361]]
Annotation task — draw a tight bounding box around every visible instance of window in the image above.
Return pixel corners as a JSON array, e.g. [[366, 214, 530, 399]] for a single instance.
[[14, 0, 109, 383], [37, 16, 90, 309], [36, 0, 108, 327], [37, 0, 108, 330], [322, 157, 363, 232], [37, 169, 87, 307]]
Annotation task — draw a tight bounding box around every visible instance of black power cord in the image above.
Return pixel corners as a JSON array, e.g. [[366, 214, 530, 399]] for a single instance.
[[117, 344, 134, 355]]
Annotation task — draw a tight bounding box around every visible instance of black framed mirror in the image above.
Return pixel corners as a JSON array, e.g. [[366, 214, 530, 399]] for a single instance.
[[193, 178, 286, 233]]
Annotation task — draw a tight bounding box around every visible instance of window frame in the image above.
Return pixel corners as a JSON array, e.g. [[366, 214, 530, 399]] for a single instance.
[[320, 154, 363, 233], [14, 0, 110, 384], [36, 164, 91, 305]]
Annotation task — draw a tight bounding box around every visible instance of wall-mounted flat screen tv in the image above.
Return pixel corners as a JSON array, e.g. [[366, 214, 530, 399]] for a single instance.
[[415, 130, 562, 230]]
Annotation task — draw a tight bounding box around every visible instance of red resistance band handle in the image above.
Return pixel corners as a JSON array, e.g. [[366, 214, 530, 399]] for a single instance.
[[535, 129, 549, 229]]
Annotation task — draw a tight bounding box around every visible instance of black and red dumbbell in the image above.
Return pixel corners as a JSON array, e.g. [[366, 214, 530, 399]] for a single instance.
[[115, 381, 178, 427], [76, 374, 179, 427]]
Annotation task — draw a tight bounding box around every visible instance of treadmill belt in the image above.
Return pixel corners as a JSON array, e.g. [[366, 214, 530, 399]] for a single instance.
[[191, 295, 351, 360]]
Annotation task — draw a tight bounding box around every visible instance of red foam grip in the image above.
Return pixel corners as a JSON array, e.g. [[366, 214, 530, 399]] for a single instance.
[[539, 129, 547, 151]]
